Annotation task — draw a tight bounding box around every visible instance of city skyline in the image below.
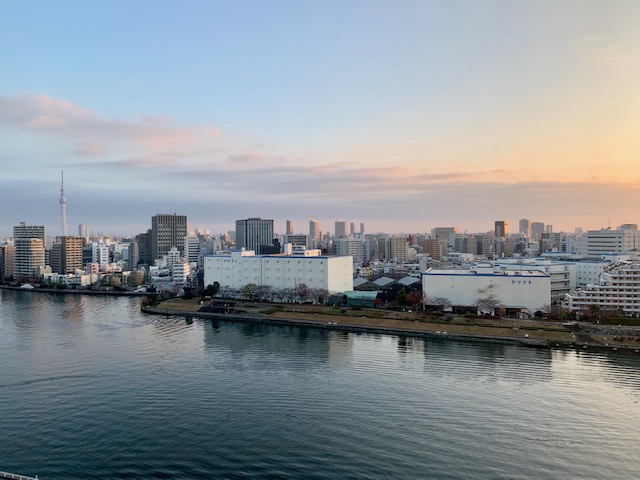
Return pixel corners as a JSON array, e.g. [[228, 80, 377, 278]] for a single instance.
[[1, 1, 639, 235]]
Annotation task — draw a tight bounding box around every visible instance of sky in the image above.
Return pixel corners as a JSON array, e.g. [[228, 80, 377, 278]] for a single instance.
[[1, 0, 639, 237]]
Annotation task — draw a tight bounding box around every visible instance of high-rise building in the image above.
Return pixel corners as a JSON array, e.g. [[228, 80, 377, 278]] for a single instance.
[[78, 224, 88, 239], [286, 220, 294, 236], [151, 214, 188, 262], [184, 233, 200, 264], [60, 236, 83, 274], [284, 234, 307, 248], [494, 220, 508, 239], [309, 219, 320, 248], [13, 238, 45, 281], [360, 223, 365, 235], [0, 244, 16, 280], [13, 222, 46, 281], [135, 230, 152, 266], [235, 218, 274, 253], [349, 222, 355, 236], [519, 219, 531, 238], [335, 220, 348, 239], [59, 171, 67, 237], [309, 219, 320, 240], [390, 236, 409, 263], [531, 222, 545, 240]]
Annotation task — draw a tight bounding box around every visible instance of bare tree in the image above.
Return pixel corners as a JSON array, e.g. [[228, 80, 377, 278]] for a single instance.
[[476, 295, 502, 315], [310, 288, 330, 305], [255, 284, 273, 302], [431, 297, 452, 311], [295, 283, 310, 303], [282, 287, 296, 303]]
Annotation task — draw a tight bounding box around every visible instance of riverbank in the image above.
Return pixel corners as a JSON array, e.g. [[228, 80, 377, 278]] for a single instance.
[[0, 284, 156, 296], [141, 299, 640, 352]]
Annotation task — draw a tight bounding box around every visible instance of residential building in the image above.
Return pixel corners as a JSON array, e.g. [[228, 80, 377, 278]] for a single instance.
[[565, 261, 640, 316], [60, 236, 83, 274], [390, 236, 409, 263], [0, 244, 16, 280], [13, 222, 46, 281], [309, 219, 320, 244], [335, 220, 348, 239], [184, 233, 200, 264]]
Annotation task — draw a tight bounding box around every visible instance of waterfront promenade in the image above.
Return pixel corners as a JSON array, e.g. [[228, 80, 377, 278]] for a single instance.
[[142, 298, 640, 352]]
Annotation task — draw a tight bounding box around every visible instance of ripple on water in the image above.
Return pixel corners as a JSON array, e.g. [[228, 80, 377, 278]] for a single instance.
[[1, 292, 640, 479]]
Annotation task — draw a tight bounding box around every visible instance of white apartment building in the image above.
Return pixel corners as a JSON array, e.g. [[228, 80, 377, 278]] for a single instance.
[[172, 262, 191, 285], [565, 261, 640, 316], [92, 243, 109, 267], [578, 226, 640, 257], [422, 263, 551, 315], [184, 233, 200, 264], [203, 250, 353, 294], [575, 261, 611, 288]]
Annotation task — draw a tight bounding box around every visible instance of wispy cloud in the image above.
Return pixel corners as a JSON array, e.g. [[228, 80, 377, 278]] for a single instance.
[[0, 93, 219, 151], [73, 140, 106, 157]]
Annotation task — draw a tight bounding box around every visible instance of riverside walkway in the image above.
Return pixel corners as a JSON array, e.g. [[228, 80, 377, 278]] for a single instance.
[[0, 471, 38, 480]]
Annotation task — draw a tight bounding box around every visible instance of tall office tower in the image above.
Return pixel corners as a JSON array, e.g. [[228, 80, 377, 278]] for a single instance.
[[135, 230, 152, 266], [494, 220, 509, 239], [545, 225, 553, 234], [349, 222, 355, 235], [151, 214, 188, 262], [286, 220, 294, 236], [235, 218, 274, 253], [13, 222, 46, 281], [335, 220, 348, 239], [309, 219, 320, 241], [519, 218, 532, 238], [59, 171, 68, 237], [531, 222, 545, 240], [78, 224, 88, 239], [360, 223, 365, 235]]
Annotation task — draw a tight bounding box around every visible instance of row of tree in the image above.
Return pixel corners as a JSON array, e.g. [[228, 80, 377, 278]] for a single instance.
[[205, 282, 332, 305]]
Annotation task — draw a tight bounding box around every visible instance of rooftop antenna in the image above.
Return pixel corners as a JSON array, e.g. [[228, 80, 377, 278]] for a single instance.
[[60, 170, 68, 237]]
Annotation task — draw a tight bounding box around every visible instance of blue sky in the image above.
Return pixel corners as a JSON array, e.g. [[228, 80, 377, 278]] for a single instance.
[[1, 1, 639, 236]]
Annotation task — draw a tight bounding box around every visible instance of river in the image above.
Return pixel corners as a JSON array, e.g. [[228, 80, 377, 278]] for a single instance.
[[1, 290, 639, 479]]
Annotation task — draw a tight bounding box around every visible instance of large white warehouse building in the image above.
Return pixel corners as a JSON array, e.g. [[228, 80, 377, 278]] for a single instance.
[[422, 263, 551, 315], [204, 250, 353, 293]]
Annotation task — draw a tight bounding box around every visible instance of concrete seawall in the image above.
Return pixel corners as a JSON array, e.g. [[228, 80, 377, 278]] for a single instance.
[[141, 305, 557, 349]]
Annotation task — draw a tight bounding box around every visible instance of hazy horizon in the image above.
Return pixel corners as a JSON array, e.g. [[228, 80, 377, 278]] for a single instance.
[[2, 1, 638, 236]]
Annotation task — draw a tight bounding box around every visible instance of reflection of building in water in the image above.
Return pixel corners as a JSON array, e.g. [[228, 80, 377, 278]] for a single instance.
[[421, 338, 553, 384], [202, 320, 354, 367]]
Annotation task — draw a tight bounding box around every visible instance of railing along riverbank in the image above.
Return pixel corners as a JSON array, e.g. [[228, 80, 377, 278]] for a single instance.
[[0, 470, 38, 480]]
